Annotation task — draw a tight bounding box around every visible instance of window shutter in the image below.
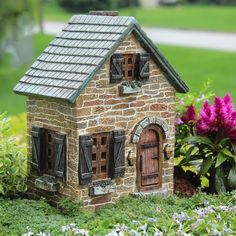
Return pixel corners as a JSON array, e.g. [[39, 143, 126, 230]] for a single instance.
[[31, 126, 45, 174], [110, 130, 126, 178], [110, 54, 124, 83], [79, 135, 93, 185], [137, 53, 150, 81], [54, 133, 66, 181]]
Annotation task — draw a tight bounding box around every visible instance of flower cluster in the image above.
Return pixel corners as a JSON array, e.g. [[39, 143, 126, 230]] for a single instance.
[[180, 93, 236, 143]]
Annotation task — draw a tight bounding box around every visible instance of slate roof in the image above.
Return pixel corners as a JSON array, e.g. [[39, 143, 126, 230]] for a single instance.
[[14, 14, 189, 103]]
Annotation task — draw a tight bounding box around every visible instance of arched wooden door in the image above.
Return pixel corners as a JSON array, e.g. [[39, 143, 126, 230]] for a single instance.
[[137, 125, 163, 191]]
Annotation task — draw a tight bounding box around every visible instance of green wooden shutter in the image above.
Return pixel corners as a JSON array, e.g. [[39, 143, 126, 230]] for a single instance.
[[79, 135, 93, 185], [137, 53, 150, 81], [110, 130, 126, 178], [31, 126, 45, 174], [54, 133, 66, 181], [110, 54, 124, 83]]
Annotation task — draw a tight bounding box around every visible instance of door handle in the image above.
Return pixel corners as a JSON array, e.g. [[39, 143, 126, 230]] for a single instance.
[[140, 155, 143, 172]]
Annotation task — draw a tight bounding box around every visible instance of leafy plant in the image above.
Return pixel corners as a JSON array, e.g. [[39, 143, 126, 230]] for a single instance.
[[175, 93, 236, 193], [0, 113, 27, 196], [2, 192, 235, 235], [58, 197, 83, 216]]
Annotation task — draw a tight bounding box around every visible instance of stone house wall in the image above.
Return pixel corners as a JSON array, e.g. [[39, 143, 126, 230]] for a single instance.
[[26, 32, 176, 210]]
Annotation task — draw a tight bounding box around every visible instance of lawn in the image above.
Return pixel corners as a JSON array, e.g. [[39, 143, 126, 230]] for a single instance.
[[43, 1, 236, 32], [0, 192, 235, 235], [1, 34, 236, 115], [158, 44, 236, 102]]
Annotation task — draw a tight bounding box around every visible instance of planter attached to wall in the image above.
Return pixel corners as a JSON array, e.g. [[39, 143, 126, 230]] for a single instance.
[[35, 175, 60, 192], [120, 81, 142, 95], [89, 179, 116, 196]]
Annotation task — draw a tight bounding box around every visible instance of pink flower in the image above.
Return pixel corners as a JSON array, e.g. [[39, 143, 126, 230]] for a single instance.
[[196, 93, 236, 144], [181, 104, 196, 125]]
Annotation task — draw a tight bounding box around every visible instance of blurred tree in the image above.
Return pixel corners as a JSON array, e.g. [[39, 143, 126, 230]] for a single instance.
[[0, 0, 35, 65], [0, 1, 27, 39]]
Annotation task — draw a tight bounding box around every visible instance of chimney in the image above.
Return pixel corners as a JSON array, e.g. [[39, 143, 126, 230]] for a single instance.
[[89, 11, 119, 16]]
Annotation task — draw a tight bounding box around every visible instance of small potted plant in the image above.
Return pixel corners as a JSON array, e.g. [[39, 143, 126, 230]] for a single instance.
[[120, 81, 142, 95]]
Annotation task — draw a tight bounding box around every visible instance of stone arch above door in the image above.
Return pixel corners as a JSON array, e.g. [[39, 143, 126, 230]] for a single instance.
[[131, 117, 170, 143]]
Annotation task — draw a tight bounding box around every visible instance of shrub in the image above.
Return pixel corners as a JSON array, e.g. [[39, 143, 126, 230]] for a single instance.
[[175, 93, 236, 193], [0, 113, 27, 196], [58, 197, 83, 216]]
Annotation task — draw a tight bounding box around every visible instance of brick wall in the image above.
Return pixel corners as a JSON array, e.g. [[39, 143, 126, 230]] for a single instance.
[[26, 32, 176, 210]]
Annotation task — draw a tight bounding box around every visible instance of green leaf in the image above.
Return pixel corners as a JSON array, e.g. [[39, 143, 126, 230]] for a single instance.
[[228, 164, 236, 189], [215, 151, 227, 168], [181, 136, 215, 149], [0, 184, 4, 195], [200, 156, 215, 176], [222, 148, 235, 158], [215, 166, 227, 193], [179, 146, 195, 165]]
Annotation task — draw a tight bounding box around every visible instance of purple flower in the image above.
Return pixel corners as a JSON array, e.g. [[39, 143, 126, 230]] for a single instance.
[[181, 104, 196, 125], [196, 93, 236, 143]]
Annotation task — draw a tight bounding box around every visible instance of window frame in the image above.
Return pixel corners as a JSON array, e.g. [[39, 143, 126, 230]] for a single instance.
[[91, 132, 111, 180], [122, 54, 136, 81]]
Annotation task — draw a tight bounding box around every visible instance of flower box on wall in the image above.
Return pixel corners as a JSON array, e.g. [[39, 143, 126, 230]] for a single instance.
[[35, 175, 60, 192], [120, 81, 142, 95], [89, 179, 116, 196]]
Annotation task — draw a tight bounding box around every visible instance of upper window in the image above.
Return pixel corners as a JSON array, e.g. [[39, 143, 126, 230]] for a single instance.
[[31, 127, 66, 181], [45, 130, 55, 175], [110, 53, 150, 84], [122, 54, 136, 81]]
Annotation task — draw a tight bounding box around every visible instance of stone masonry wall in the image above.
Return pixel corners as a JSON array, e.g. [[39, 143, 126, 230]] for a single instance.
[[73, 33, 176, 210], [26, 98, 79, 204], [26, 32, 176, 210]]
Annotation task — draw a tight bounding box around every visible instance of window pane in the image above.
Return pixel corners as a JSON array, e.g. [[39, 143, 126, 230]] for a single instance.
[[92, 167, 96, 174], [101, 137, 107, 145], [128, 57, 132, 64], [101, 166, 106, 173], [101, 152, 106, 159], [92, 153, 96, 161]]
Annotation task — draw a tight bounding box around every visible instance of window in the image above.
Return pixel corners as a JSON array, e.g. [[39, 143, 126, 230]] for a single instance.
[[91, 133, 110, 180], [79, 130, 126, 185], [110, 53, 150, 83], [45, 130, 55, 175], [122, 54, 136, 81], [31, 127, 66, 181]]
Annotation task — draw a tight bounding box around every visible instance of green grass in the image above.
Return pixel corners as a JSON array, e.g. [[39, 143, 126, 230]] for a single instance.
[[158, 44, 236, 102], [120, 6, 236, 32], [0, 192, 236, 235], [1, 34, 236, 115], [43, 1, 236, 32], [0, 34, 54, 115]]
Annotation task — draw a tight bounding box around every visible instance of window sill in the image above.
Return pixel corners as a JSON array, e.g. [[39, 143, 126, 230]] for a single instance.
[[89, 179, 116, 196], [35, 175, 60, 192], [120, 82, 142, 95]]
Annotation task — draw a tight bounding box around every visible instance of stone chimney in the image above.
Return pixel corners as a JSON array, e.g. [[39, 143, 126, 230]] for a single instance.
[[89, 11, 119, 16]]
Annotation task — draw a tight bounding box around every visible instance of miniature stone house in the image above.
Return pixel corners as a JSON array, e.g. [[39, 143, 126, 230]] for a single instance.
[[14, 11, 188, 209]]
